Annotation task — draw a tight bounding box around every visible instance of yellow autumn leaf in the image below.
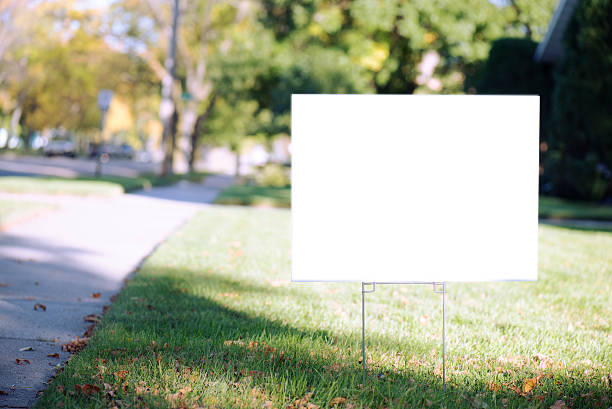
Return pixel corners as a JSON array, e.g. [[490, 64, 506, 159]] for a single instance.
[[522, 375, 540, 393], [329, 397, 347, 406]]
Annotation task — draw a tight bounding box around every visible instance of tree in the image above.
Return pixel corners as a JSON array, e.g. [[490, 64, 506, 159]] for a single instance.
[[112, 0, 259, 174], [546, 0, 612, 201]]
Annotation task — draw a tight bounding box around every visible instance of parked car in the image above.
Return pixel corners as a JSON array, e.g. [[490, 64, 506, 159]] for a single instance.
[[89, 143, 135, 160], [43, 137, 75, 157], [117, 143, 135, 159]]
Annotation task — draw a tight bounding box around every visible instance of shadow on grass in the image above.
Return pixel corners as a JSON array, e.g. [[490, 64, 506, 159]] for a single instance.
[[37, 267, 610, 409]]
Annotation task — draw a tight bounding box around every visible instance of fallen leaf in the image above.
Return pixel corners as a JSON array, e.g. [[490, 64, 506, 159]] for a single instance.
[[16, 359, 31, 365], [83, 314, 99, 323], [92, 292, 101, 298], [550, 400, 569, 409], [0, 283, 8, 287], [56, 385, 64, 393], [490, 383, 501, 392], [62, 337, 89, 354], [19, 346, 33, 351], [329, 397, 347, 406], [0, 390, 8, 395], [47, 353, 60, 358], [80, 384, 100, 395], [113, 370, 128, 381], [34, 303, 47, 311], [522, 375, 541, 394], [536, 395, 545, 402]]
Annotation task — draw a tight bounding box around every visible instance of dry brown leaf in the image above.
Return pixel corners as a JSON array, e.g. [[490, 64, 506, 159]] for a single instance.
[[549, 400, 569, 409], [0, 283, 9, 287], [522, 375, 541, 394], [19, 346, 33, 351], [47, 353, 60, 358], [113, 370, 128, 381], [0, 390, 8, 395], [83, 314, 99, 323], [92, 292, 101, 298], [34, 303, 46, 311], [16, 358, 31, 365], [329, 397, 347, 406], [80, 384, 100, 395], [62, 337, 88, 354], [56, 385, 64, 393]]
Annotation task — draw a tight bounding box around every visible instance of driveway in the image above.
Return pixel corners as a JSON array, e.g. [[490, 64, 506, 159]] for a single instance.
[[0, 175, 234, 408]]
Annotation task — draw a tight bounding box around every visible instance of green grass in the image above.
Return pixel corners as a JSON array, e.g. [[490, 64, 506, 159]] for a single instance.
[[215, 185, 291, 208], [539, 196, 612, 221], [0, 172, 208, 197], [35, 207, 610, 409], [0, 199, 57, 229], [214, 189, 612, 218]]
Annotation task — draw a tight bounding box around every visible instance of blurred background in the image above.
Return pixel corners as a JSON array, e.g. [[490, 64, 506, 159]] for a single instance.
[[0, 0, 610, 203]]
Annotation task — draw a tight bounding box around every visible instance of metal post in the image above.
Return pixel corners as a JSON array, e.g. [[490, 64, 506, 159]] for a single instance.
[[361, 282, 365, 385], [442, 282, 446, 391], [95, 110, 106, 177], [433, 282, 447, 391], [361, 282, 375, 386]]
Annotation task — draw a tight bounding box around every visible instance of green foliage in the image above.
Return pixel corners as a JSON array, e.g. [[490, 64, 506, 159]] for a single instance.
[[0, 173, 208, 196], [539, 196, 612, 221], [546, 0, 612, 201], [214, 184, 291, 207], [254, 163, 290, 188], [468, 38, 553, 95]]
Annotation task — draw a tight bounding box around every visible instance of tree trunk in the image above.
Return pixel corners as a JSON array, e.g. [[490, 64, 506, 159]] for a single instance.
[[9, 102, 22, 139], [159, 0, 179, 176], [188, 93, 217, 172], [235, 148, 241, 178], [176, 101, 198, 174]]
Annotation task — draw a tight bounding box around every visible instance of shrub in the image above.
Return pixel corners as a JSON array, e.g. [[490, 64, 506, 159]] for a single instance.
[[254, 163, 290, 187], [546, 0, 612, 201]]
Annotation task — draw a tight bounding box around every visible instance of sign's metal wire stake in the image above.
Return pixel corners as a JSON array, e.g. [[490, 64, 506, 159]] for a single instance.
[[361, 282, 375, 386], [361, 282, 365, 386], [442, 282, 446, 391], [433, 282, 447, 391]]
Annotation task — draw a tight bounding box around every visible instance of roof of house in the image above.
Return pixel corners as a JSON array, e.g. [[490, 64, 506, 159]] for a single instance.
[[534, 0, 580, 62]]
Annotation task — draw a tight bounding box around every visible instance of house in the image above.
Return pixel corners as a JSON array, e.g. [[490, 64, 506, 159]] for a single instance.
[[534, 0, 580, 62]]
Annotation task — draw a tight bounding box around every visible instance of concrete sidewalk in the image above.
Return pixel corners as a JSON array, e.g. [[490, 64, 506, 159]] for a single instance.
[[0, 175, 234, 408]]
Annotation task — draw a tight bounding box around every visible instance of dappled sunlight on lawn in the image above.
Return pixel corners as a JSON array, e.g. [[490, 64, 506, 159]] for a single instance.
[[35, 208, 611, 409]]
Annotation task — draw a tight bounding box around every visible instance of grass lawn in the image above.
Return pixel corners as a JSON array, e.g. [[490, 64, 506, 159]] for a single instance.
[[0, 199, 57, 229], [214, 185, 291, 208], [0, 173, 208, 197], [539, 196, 612, 221], [36, 207, 610, 409]]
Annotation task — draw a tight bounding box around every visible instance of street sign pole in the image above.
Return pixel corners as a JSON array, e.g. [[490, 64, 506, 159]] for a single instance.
[[96, 90, 113, 177]]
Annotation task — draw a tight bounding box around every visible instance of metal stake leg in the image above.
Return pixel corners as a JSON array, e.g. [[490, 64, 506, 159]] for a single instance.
[[361, 282, 366, 385], [361, 282, 375, 386], [442, 282, 446, 391], [433, 282, 447, 391]]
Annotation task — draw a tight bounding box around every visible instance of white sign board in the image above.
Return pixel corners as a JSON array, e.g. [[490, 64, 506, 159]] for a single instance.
[[291, 95, 539, 283]]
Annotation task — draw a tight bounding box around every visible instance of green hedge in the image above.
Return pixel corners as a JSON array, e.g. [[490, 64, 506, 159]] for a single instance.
[[545, 0, 612, 201]]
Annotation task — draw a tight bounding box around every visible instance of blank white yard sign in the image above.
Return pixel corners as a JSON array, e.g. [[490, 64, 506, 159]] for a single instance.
[[291, 94, 539, 283]]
